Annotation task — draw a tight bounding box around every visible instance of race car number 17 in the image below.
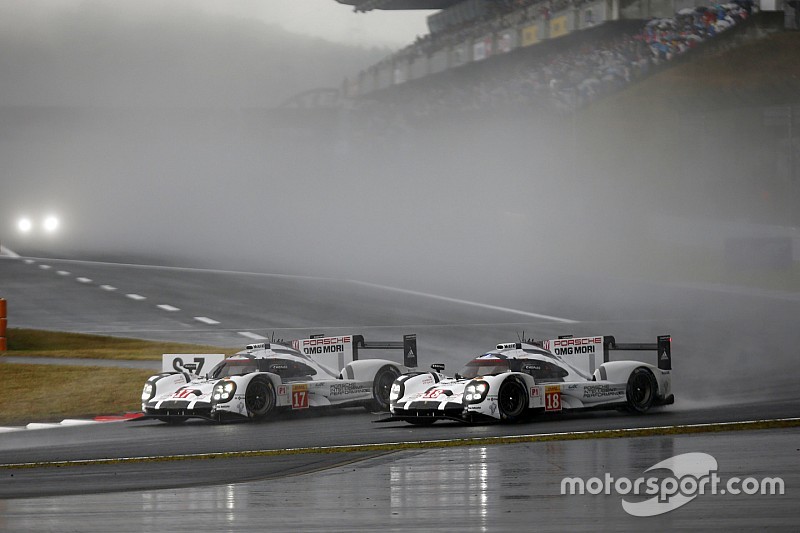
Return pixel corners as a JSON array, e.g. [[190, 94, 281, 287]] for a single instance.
[[545, 385, 561, 412], [292, 384, 309, 409]]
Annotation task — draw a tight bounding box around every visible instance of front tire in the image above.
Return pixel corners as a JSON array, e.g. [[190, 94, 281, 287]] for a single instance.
[[497, 378, 528, 422], [245, 376, 276, 419], [368, 365, 401, 411], [626, 368, 657, 413]]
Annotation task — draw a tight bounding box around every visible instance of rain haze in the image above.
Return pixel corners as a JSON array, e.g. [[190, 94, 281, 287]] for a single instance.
[[1, 0, 799, 403]]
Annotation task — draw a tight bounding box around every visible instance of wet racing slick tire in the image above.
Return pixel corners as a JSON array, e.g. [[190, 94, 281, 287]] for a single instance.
[[246, 376, 276, 419], [626, 368, 657, 413], [497, 378, 528, 422], [368, 365, 401, 412]]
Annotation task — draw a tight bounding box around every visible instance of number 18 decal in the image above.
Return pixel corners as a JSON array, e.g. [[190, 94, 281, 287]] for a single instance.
[[292, 384, 309, 409], [545, 385, 561, 412]]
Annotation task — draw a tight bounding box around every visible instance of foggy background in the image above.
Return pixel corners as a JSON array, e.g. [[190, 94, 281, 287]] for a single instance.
[[0, 0, 796, 299], [0, 0, 798, 407]]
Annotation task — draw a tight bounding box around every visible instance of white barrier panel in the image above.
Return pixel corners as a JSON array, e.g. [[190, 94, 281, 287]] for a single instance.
[[162, 354, 226, 375]]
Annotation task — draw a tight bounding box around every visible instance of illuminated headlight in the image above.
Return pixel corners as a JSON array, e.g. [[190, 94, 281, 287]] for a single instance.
[[389, 381, 404, 402], [464, 381, 489, 404], [212, 380, 237, 403], [141, 383, 155, 402]]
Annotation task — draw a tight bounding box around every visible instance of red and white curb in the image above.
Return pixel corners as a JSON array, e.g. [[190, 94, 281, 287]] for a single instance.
[[0, 413, 143, 432]]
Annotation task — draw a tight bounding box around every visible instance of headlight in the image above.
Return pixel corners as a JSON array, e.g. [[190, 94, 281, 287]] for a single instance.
[[389, 381, 404, 402], [212, 380, 237, 403], [141, 383, 155, 402], [464, 380, 489, 404]]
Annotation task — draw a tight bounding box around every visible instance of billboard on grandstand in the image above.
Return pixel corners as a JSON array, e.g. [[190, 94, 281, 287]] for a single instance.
[[497, 30, 515, 53], [522, 23, 540, 46], [550, 15, 570, 39], [473, 35, 492, 61]]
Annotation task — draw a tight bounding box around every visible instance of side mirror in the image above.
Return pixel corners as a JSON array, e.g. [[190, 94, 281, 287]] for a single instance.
[[431, 363, 445, 372]]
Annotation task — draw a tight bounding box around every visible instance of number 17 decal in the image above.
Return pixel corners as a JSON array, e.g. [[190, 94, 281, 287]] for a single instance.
[[292, 384, 309, 409]]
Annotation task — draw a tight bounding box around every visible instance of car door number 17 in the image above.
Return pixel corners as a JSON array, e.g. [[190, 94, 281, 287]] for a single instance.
[[292, 385, 309, 409]]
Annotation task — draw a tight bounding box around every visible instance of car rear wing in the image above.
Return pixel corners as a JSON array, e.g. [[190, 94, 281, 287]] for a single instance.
[[603, 335, 672, 371], [542, 334, 671, 375], [291, 334, 417, 371], [353, 334, 418, 368]]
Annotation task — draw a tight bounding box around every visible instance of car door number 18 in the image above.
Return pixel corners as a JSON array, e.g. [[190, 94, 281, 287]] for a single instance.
[[545, 386, 561, 412]]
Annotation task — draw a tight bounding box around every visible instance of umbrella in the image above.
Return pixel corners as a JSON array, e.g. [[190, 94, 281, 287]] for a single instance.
[[678, 8, 696, 14]]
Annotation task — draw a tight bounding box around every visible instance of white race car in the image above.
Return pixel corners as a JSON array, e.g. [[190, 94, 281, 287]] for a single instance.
[[384, 335, 672, 425], [142, 334, 417, 423]]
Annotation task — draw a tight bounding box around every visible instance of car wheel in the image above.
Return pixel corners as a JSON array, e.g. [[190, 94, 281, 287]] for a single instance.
[[246, 376, 276, 419], [498, 378, 528, 421], [626, 368, 657, 413], [368, 365, 401, 411]]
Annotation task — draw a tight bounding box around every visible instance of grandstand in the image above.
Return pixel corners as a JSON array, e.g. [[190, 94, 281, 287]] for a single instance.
[[340, 0, 763, 106], [328, 0, 799, 230]]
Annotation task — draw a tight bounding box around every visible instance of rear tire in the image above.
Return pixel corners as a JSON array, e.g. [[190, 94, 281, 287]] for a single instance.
[[626, 368, 657, 413], [246, 376, 276, 419], [368, 365, 401, 411], [497, 378, 528, 422]]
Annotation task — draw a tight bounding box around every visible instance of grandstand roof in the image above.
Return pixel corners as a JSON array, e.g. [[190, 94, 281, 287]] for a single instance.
[[336, 0, 463, 12]]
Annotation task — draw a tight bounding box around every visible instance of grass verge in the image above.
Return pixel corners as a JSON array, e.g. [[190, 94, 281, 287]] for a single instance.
[[0, 363, 154, 425], [2, 328, 235, 360], [0, 329, 235, 425]]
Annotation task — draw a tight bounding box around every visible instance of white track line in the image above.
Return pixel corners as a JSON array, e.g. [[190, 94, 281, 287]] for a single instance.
[[100, 285, 117, 291], [157, 304, 180, 312], [194, 316, 220, 325], [57, 270, 70, 276], [126, 294, 146, 301], [238, 331, 267, 340], [349, 280, 579, 324], [38, 264, 51, 270], [0, 245, 20, 258], [76, 277, 92, 283]]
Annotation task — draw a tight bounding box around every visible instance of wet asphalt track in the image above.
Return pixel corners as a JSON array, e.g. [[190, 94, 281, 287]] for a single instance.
[[2, 428, 798, 532], [0, 255, 799, 530]]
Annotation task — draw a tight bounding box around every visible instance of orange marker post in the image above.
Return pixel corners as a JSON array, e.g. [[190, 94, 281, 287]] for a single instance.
[[0, 298, 6, 351]]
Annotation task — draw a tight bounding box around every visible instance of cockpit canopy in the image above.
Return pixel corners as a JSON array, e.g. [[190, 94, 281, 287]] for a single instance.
[[458, 351, 576, 382], [458, 358, 509, 379], [208, 356, 322, 381], [209, 359, 259, 379]]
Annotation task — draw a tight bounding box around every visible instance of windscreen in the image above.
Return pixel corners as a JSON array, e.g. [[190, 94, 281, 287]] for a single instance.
[[209, 359, 257, 379], [458, 358, 509, 379]]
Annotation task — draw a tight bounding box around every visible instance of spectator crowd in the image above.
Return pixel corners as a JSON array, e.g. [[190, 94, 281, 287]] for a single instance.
[[350, 1, 758, 133]]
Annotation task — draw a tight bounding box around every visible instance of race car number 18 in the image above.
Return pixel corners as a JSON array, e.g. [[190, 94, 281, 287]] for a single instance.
[[545, 385, 561, 412], [292, 384, 309, 410]]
